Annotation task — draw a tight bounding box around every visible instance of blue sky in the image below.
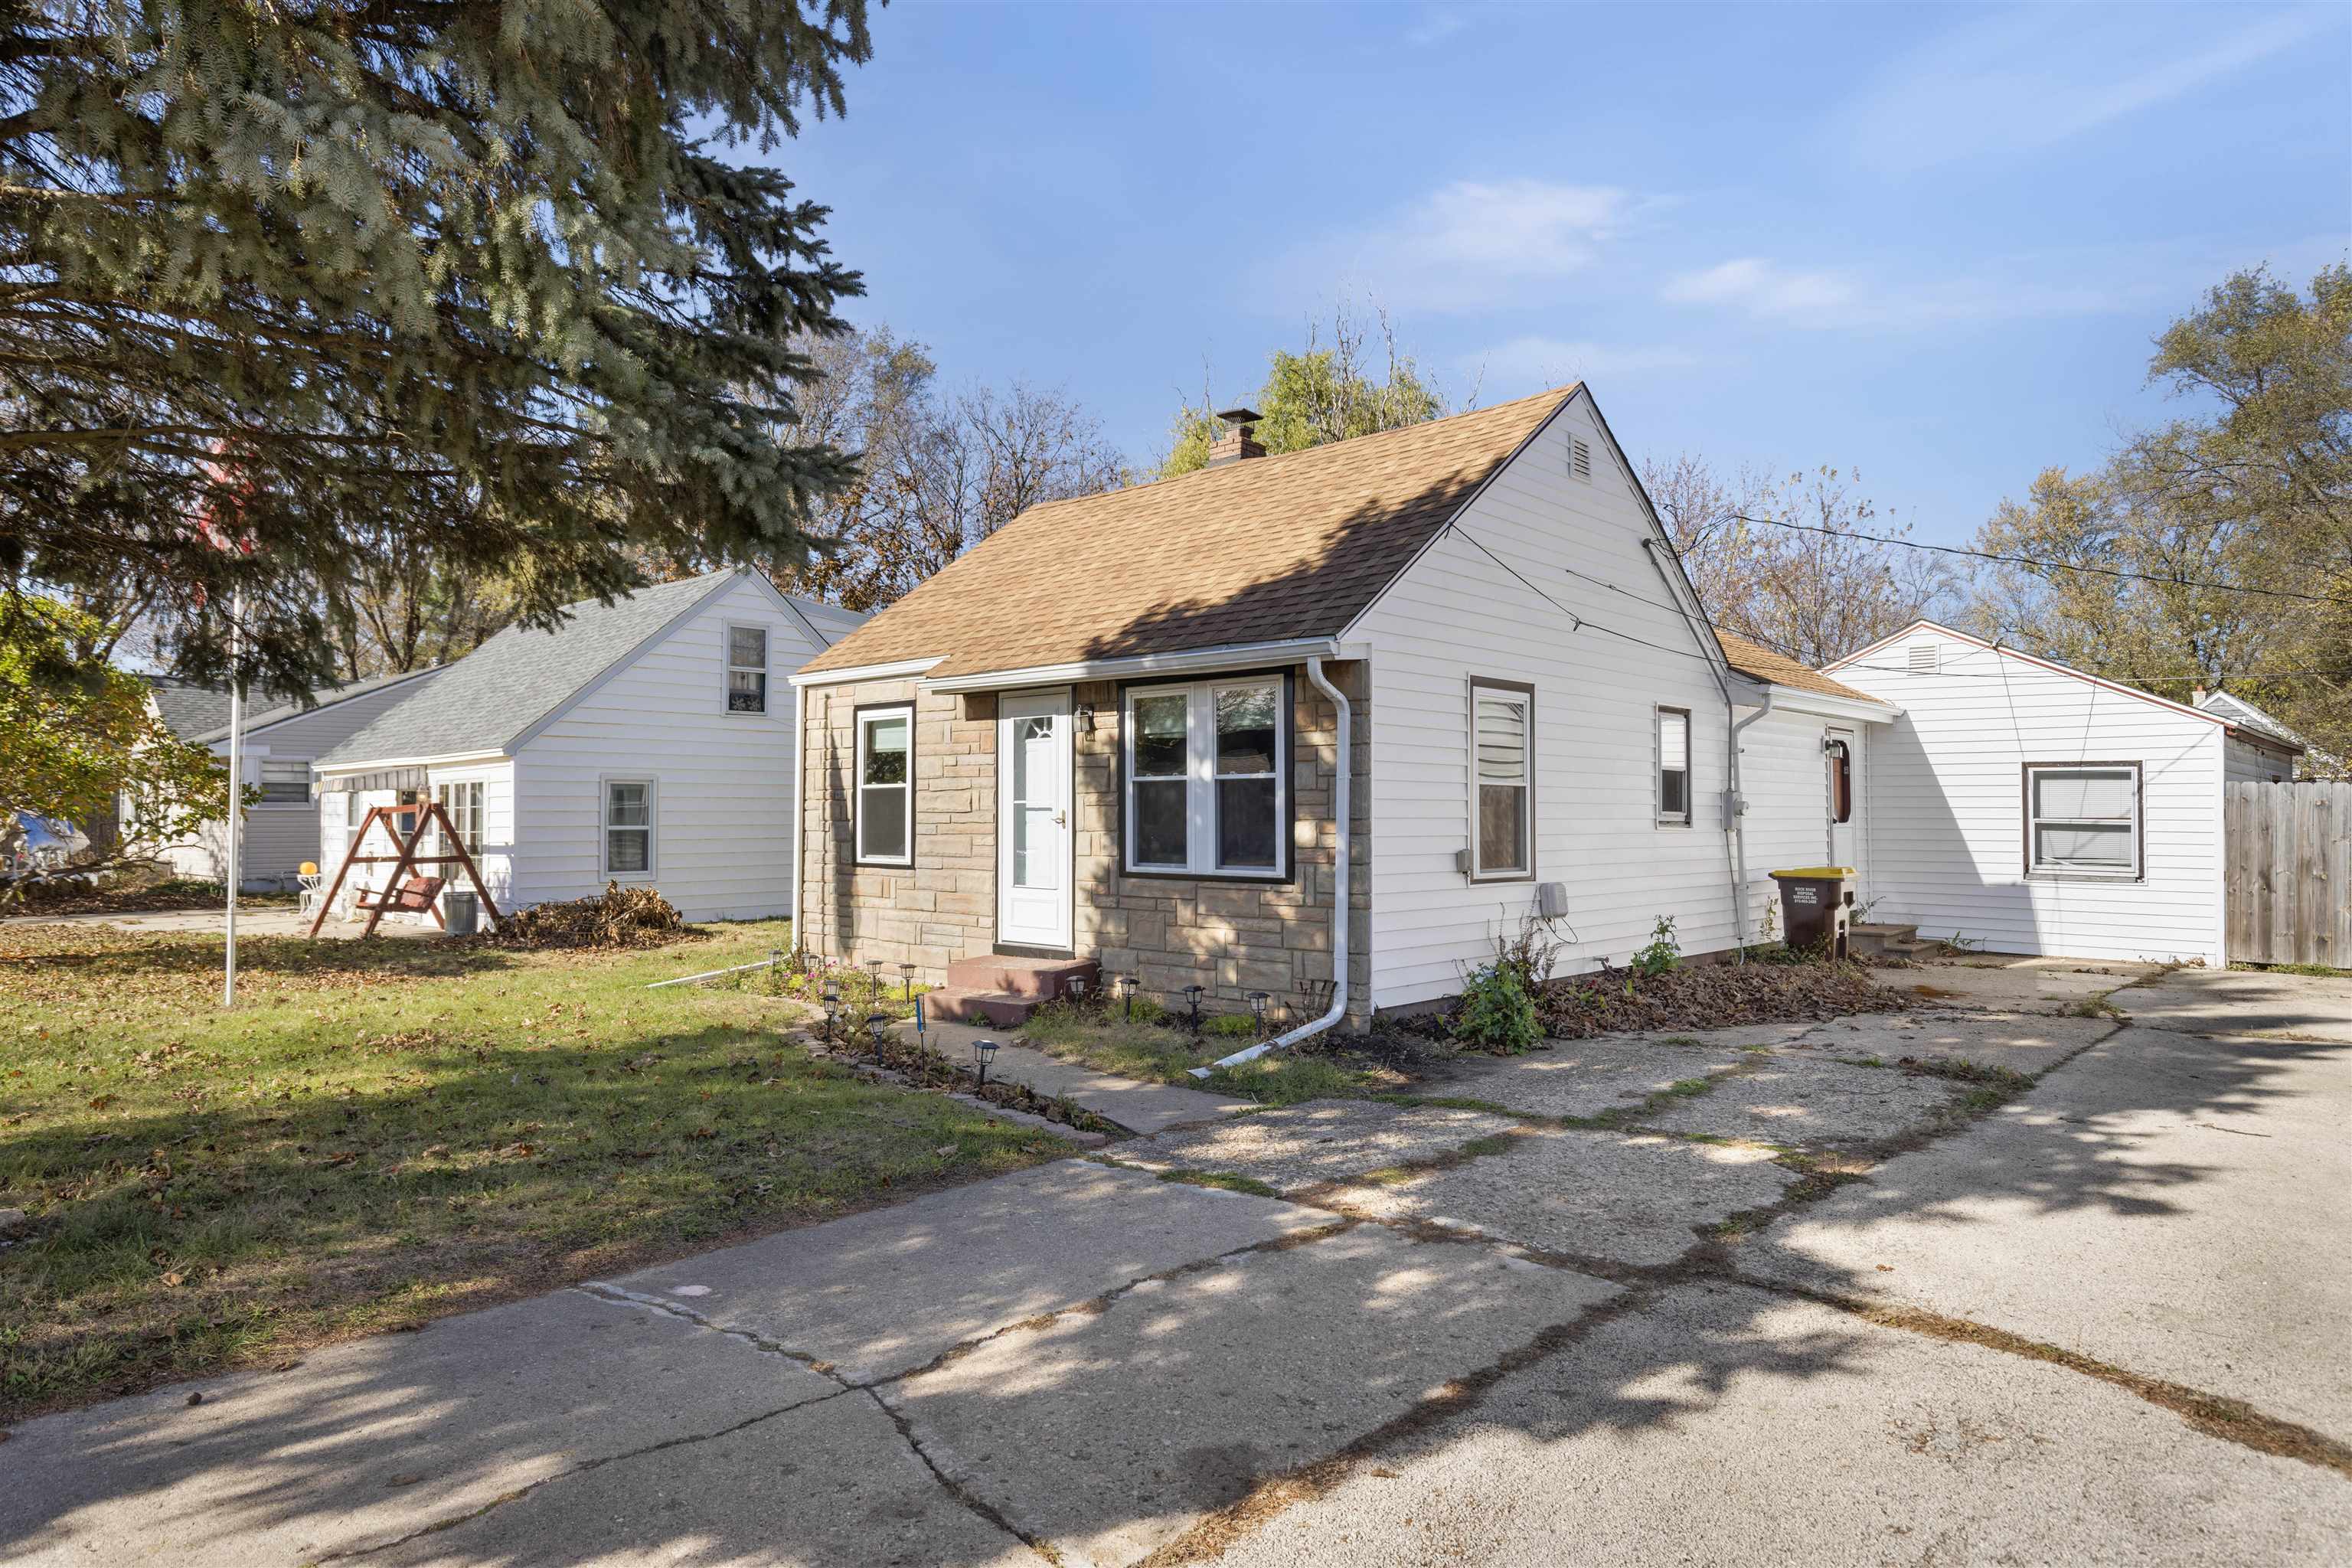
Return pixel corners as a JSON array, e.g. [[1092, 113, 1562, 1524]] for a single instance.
[[782, 1, 2351, 545]]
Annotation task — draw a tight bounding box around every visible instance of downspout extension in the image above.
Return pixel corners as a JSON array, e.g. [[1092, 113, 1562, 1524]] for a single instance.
[[1193, 655, 1351, 1076]]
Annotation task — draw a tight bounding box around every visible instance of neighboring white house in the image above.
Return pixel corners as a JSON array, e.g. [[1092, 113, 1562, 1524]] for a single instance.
[[142, 668, 446, 890], [2195, 689, 2306, 782], [311, 569, 862, 924], [1824, 621, 2252, 967]]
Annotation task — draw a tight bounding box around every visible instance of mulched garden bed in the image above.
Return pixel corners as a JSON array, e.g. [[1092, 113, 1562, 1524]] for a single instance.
[[1529, 957, 1910, 1038]]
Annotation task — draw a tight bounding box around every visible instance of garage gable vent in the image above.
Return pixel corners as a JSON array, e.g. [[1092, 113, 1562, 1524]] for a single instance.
[[1907, 640, 1940, 675], [1570, 435, 1593, 480]]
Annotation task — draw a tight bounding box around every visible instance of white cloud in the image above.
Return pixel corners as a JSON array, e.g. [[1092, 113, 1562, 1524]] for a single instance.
[[1662, 259, 1857, 322], [1403, 8, 1466, 47], [1269, 178, 1642, 312], [1836, 6, 2332, 175], [1465, 337, 1704, 390]]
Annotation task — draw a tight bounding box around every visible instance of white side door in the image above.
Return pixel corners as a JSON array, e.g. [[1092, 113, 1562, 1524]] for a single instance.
[[1825, 727, 1858, 884], [998, 690, 1073, 951]]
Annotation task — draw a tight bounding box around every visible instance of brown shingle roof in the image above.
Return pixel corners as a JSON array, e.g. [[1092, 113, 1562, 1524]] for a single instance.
[[800, 387, 1580, 679], [1715, 628, 1881, 704]]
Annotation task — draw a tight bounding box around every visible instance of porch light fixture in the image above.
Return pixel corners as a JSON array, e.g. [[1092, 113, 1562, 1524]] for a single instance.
[[1075, 702, 1096, 733], [1246, 990, 1270, 1034], [975, 1037, 999, 1088], [1184, 984, 1206, 1034], [865, 1011, 890, 1063]]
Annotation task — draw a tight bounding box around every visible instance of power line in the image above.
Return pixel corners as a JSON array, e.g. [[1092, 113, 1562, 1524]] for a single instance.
[[1443, 524, 1726, 671], [1730, 512, 2352, 607]]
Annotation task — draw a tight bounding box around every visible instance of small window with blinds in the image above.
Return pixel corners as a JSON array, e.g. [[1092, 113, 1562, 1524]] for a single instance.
[[1656, 707, 1692, 826], [256, 759, 310, 805], [2026, 763, 2140, 879], [1469, 680, 1534, 879]]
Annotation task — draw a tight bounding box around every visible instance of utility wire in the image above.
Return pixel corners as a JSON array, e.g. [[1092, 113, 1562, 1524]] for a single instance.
[[1444, 524, 1727, 671], [1730, 512, 2352, 607]]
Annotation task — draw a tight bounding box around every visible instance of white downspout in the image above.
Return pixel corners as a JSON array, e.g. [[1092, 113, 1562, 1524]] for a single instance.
[[789, 683, 805, 953], [1728, 685, 1773, 957], [1192, 655, 1351, 1076]]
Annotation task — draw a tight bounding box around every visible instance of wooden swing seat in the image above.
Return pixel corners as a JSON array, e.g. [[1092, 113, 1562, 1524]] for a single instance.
[[357, 874, 444, 916]]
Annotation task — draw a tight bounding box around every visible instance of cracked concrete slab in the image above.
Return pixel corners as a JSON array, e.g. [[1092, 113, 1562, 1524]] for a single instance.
[[1339, 1129, 1800, 1265], [2118, 966, 2352, 1043], [1740, 1024, 2352, 1443], [1426, 1037, 1753, 1120], [0, 1286, 834, 1567], [1639, 1054, 1969, 1148], [881, 1224, 1617, 1568], [1781, 1009, 2117, 1076], [1890, 955, 2154, 1014], [372, 1387, 1050, 1568], [599, 1158, 1330, 1384], [1121, 1101, 1518, 1192], [1207, 1280, 2352, 1568]]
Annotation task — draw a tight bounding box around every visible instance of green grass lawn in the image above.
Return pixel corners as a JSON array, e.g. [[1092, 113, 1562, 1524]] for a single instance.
[[0, 919, 1060, 1423], [1018, 1002, 1386, 1106]]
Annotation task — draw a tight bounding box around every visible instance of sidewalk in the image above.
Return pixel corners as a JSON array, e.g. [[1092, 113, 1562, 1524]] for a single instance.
[[899, 1014, 1253, 1134]]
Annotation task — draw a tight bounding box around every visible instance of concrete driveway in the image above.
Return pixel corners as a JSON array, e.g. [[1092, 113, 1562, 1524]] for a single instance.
[[5, 973, 2347, 1565]]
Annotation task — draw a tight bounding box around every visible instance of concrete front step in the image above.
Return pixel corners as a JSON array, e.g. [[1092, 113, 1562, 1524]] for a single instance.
[[1849, 921, 1920, 959], [925, 988, 1041, 1029], [942, 953, 1099, 1001]]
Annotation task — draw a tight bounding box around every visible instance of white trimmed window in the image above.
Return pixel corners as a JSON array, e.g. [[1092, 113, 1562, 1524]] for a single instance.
[[257, 759, 309, 805], [1469, 681, 1532, 879], [603, 779, 655, 877], [1657, 707, 1692, 825], [1124, 677, 1286, 877], [726, 623, 769, 714], [436, 780, 485, 855], [2027, 764, 2140, 878], [855, 704, 913, 866]]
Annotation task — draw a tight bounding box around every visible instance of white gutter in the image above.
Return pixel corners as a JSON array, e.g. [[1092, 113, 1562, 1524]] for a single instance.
[[923, 638, 1341, 696], [314, 748, 509, 775], [789, 656, 945, 690], [1744, 688, 1900, 724], [1192, 654, 1351, 1076]]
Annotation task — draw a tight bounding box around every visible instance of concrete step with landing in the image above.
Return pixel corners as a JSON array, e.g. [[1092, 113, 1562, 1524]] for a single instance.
[[943, 953, 1099, 1001], [1849, 921, 1921, 959], [925, 987, 1042, 1029]]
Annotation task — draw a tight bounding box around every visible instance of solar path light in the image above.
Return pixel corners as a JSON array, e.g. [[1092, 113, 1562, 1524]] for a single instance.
[[975, 1037, 999, 1088]]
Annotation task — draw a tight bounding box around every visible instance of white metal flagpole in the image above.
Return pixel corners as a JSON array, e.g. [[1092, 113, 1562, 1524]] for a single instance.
[[223, 586, 242, 1008]]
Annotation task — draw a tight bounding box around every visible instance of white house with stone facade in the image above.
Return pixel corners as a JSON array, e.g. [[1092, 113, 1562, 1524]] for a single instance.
[[788, 387, 1811, 1031]]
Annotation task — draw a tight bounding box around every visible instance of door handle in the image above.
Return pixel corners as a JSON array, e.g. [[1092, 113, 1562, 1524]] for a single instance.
[[1054, 809, 1067, 827]]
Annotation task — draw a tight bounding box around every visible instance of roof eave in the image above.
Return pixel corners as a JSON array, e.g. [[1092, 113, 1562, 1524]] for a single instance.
[[918, 637, 1350, 695]]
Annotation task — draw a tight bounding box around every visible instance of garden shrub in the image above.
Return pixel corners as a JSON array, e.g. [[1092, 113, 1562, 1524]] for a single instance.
[[1452, 961, 1542, 1054]]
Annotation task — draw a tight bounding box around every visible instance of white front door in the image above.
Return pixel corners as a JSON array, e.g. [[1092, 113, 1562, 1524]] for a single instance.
[[998, 690, 1073, 951], [1825, 727, 1858, 881]]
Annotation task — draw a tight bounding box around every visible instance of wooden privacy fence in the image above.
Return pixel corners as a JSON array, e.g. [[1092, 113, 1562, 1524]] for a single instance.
[[2225, 782, 2351, 967]]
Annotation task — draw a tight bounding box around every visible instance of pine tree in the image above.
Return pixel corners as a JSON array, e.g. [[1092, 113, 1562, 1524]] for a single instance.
[[1, 0, 875, 694]]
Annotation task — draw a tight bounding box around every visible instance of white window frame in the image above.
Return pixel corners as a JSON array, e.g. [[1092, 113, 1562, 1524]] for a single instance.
[[256, 756, 312, 808], [1656, 706, 1693, 827], [602, 776, 657, 880], [724, 622, 770, 716], [2025, 763, 2141, 880], [436, 779, 485, 855], [1468, 678, 1534, 882], [1122, 676, 1288, 880], [854, 704, 915, 867]]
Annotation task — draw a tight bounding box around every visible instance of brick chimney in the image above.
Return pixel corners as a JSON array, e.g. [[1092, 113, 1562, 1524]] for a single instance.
[[1207, 407, 1265, 467]]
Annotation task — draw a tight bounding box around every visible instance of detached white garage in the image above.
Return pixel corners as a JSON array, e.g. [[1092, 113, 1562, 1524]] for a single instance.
[[1826, 621, 2232, 967]]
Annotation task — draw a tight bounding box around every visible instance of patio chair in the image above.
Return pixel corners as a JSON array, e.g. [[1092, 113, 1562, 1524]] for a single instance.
[[296, 862, 327, 920]]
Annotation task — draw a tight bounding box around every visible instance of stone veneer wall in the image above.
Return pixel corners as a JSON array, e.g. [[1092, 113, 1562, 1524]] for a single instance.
[[799, 661, 1373, 1031]]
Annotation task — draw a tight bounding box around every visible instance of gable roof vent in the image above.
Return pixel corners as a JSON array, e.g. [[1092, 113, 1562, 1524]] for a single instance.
[[1907, 640, 1940, 675], [1570, 435, 1593, 481]]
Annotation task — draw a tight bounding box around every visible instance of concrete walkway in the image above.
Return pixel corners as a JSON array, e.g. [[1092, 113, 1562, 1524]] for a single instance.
[[5, 973, 2347, 1565], [903, 1014, 1253, 1134]]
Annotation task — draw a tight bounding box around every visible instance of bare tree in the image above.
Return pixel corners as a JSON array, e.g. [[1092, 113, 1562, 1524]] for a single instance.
[[1643, 455, 1954, 666]]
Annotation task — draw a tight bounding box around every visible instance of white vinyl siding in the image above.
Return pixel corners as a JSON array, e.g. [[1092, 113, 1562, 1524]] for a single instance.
[[2223, 735, 2294, 784], [1357, 392, 1740, 1008], [507, 574, 838, 921], [1733, 706, 1872, 932], [1831, 626, 2226, 965]]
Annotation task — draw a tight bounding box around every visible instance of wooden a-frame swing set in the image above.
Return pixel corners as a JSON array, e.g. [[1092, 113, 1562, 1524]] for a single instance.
[[307, 800, 505, 939]]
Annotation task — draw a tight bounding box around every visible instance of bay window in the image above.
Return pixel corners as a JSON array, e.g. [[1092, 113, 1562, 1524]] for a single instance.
[[2027, 763, 2140, 878], [1124, 676, 1288, 877]]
